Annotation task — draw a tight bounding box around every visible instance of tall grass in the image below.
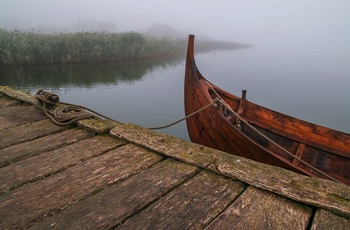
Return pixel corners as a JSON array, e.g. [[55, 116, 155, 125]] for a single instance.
[[0, 29, 186, 65]]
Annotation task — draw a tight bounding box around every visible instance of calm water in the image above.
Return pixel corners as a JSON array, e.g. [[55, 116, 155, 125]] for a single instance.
[[1, 46, 349, 141]]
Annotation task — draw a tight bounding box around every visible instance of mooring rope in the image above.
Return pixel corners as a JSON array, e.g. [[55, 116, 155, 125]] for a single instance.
[[204, 82, 341, 183], [34, 89, 341, 183], [148, 100, 217, 130], [35, 90, 112, 126]]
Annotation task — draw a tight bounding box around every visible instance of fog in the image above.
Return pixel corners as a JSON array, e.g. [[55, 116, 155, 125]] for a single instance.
[[1, 1, 349, 40], [1, 0, 349, 73], [1, 1, 349, 135]]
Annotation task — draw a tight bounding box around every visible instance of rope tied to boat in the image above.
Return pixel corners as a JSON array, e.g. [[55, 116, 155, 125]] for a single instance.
[[204, 82, 341, 184], [34, 88, 341, 184], [36, 90, 94, 126], [148, 100, 218, 130]]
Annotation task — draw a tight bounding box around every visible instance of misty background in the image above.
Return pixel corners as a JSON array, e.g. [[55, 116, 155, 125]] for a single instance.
[[1, 1, 349, 138], [1, 0, 349, 69], [1, 0, 349, 77], [1, 1, 349, 44]]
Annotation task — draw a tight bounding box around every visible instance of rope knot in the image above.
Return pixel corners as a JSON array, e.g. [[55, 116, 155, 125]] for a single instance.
[[36, 89, 94, 126], [36, 89, 59, 106]]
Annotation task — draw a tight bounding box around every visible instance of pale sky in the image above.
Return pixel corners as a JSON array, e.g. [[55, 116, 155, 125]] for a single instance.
[[0, 1, 349, 42], [1, 0, 349, 63]]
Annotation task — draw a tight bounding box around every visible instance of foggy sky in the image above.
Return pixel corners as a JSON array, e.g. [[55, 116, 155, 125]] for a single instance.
[[1, 0, 349, 64]]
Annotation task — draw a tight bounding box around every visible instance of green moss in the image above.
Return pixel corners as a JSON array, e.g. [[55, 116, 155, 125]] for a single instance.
[[0, 86, 37, 105], [78, 117, 113, 134]]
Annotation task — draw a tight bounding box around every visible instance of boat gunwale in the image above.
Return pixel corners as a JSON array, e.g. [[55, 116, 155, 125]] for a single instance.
[[202, 80, 350, 159], [195, 75, 323, 177], [185, 35, 349, 158], [184, 34, 350, 185]]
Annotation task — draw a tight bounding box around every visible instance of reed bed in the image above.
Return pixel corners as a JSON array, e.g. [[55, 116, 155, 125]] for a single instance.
[[0, 29, 186, 65]]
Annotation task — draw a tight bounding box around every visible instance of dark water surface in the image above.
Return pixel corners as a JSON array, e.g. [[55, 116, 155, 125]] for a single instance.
[[1, 47, 349, 141]]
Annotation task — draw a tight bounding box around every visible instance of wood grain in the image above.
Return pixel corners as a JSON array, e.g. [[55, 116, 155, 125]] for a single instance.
[[117, 171, 245, 229], [0, 105, 46, 130], [0, 144, 163, 229], [0, 135, 124, 193], [0, 119, 66, 148], [206, 186, 312, 229], [111, 123, 350, 217], [311, 209, 350, 230], [31, 159, 199, 229], [0, 128, 94, 167]]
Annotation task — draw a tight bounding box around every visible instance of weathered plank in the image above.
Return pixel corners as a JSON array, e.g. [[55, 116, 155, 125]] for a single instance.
[[77, 117, 118, 134], [0, 86, 37, 105], [0, 119, 66, 148], [0, 135, 124, 193], [111, 123, 350, 217], [206, 186, 312, 229], [0, 144, 163, 229], [1, 87, 349, 229], [117, 171, 246, 229], [0, 128, 95, 167], [111, 123, 214, 169], [311, 209, 350, 230], [0, 94, 19, 108], [0, 105, 47, 130], [218, 162, 350, 217], [31, 159, 199, 230]]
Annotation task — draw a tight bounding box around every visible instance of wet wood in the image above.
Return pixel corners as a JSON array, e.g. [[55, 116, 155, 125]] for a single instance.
[[292, 143, 305, 166], [218, 161, 350, 217], [1, 87, 350, 229], [30, 159, 199, 229], [0, 86, 37, 105], [0, 119, 66, 148], [0, 128, 95, 167], [111, 123, 350, 217], [0, 93, 20, 107], [184, 35, 350, 185], [311, 209, 350, 230], [206, 186, 312, 229], [77, 117, 118, 134], [0, 105, 46, 130], [0, 144, 163, 229], [0, 135, 124, 193], [111, 123, 214, 169], [117, 171, 246, 229]]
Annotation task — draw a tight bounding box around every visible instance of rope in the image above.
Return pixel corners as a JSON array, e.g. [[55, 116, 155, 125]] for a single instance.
[[35, 90, 110, 126], [205, 82, 341, 183], [148, 100, 217, 130], [34, 89, 341, 183]]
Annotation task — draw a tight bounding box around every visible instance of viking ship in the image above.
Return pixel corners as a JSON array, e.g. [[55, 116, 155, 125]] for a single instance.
[[184, 34, 350, 186]]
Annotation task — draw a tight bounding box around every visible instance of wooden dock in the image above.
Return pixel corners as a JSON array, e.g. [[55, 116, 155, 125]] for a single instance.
[[1, 86, 349, 229]]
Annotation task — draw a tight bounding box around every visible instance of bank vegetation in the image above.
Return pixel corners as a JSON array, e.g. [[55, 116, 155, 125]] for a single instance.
[[0, 29, 186, 65]]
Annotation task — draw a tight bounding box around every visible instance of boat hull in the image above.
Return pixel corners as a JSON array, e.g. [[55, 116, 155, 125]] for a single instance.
[[184, 35, 350, 186]]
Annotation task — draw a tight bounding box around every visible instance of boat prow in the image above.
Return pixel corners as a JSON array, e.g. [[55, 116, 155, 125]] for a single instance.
[[184, 34, 350, 186]]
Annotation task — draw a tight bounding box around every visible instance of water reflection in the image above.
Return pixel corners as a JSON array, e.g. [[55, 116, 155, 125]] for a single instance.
[[0, 57, 183, 90], [0, 57, 191, 140], [1, 46, 348, 140]]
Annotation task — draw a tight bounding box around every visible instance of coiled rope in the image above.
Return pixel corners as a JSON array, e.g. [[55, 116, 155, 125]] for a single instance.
[[36, 90, 108, 126]]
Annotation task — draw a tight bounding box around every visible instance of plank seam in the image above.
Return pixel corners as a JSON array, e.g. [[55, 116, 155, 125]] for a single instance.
[[203, 184, 248, 229], [0, 129, 96, 168], [111, 164, 201, 229], [30, 152, 166, 228], [0, 139, 126, 195]]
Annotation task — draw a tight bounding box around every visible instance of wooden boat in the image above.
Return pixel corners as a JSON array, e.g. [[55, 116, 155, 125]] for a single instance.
[[184, 34, 350, 186]]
